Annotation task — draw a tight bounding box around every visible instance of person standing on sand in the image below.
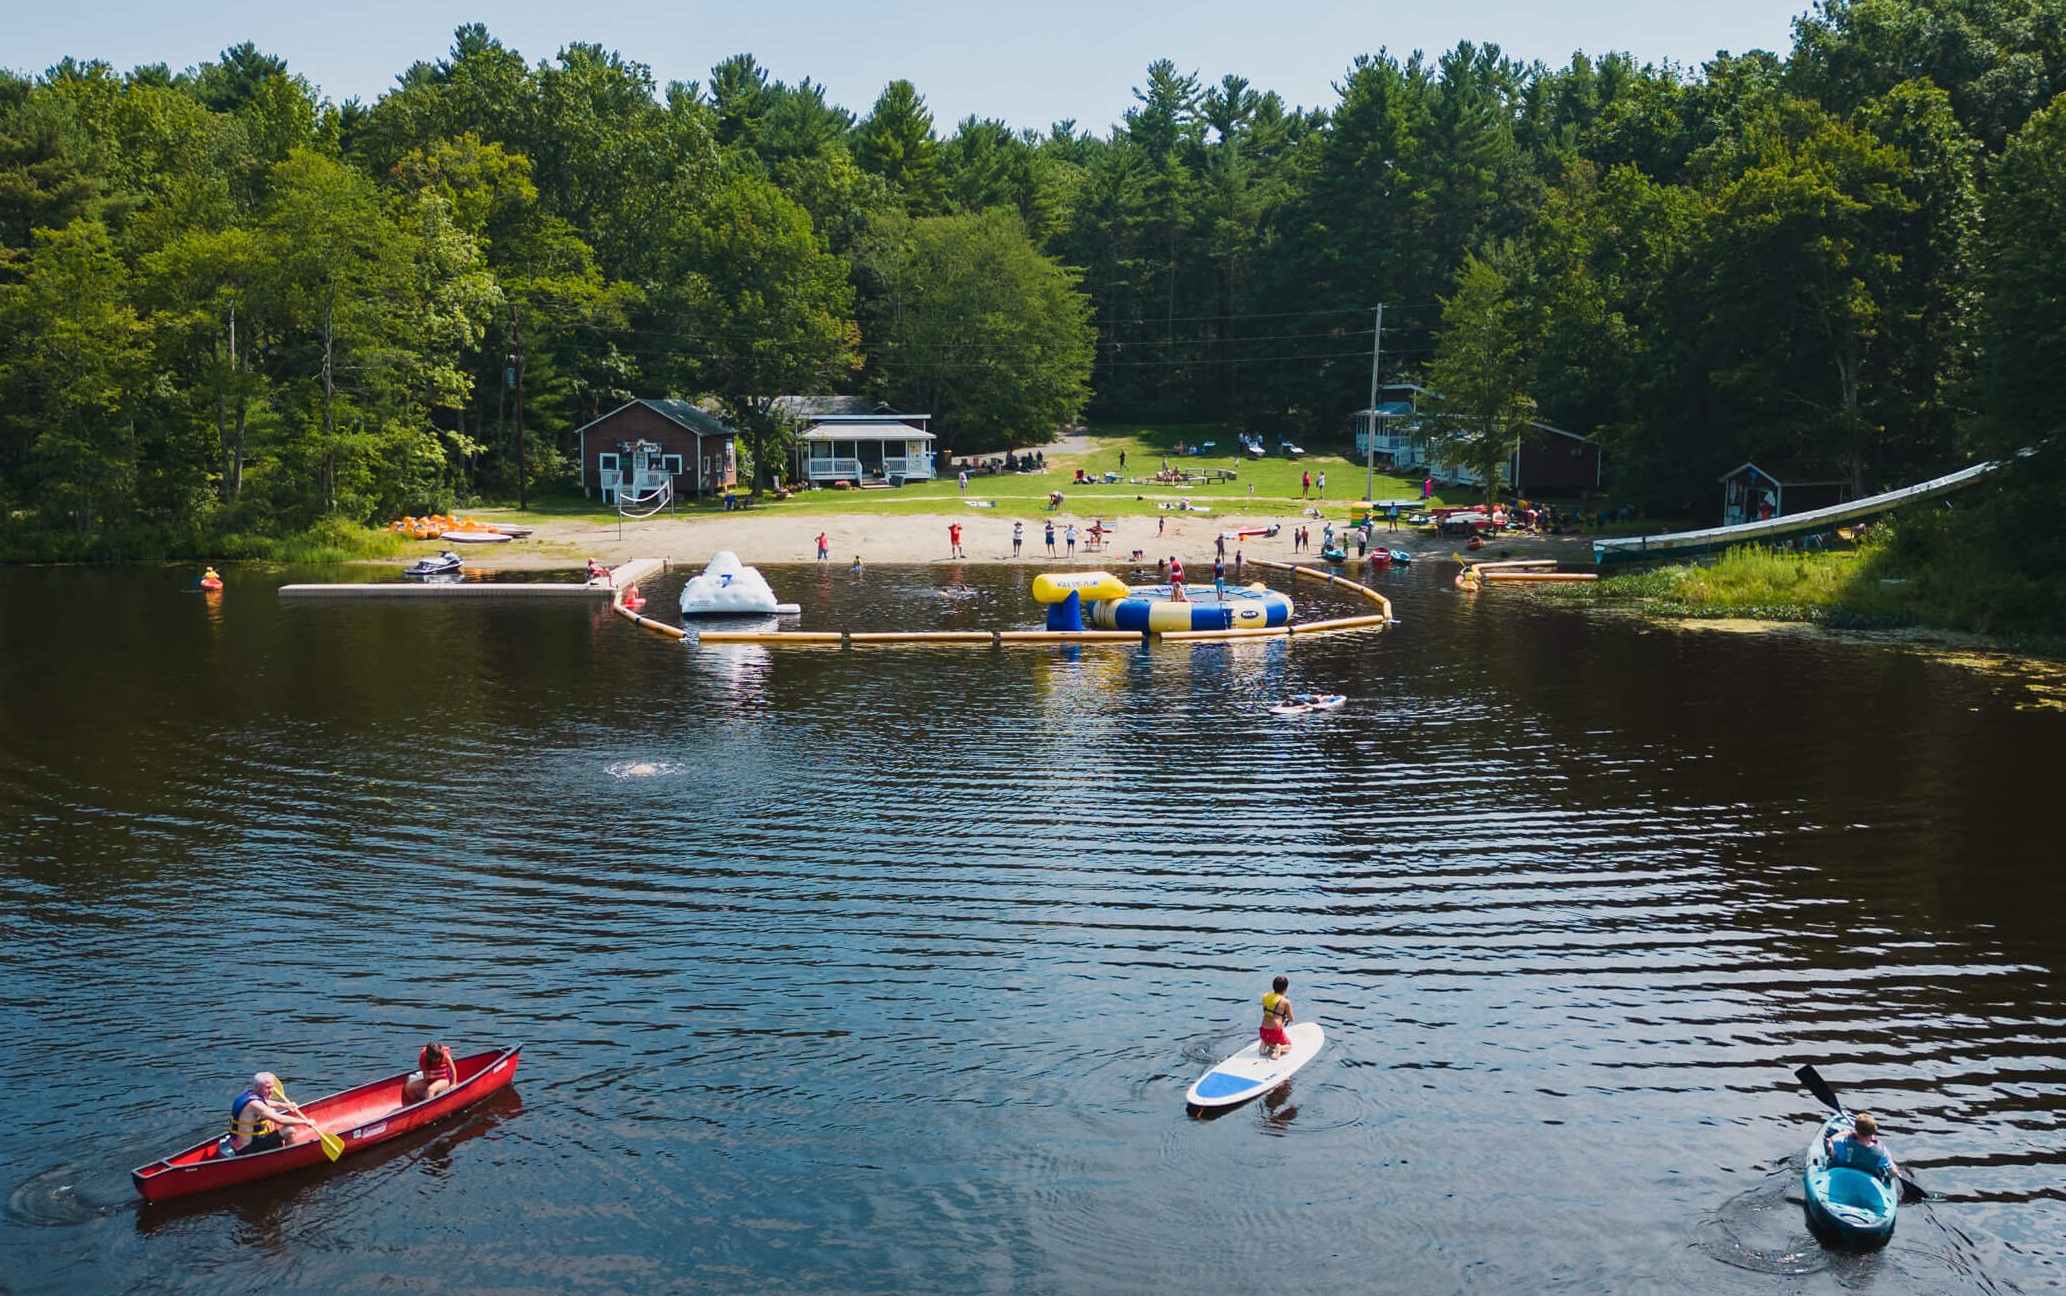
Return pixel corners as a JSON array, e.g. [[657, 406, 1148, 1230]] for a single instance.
[[1065, 523, 1077, 556], [1044, 520, 1057, 557], [1157, 515, 1166, 537], [949, 522, 965, 558], [1215, 533, 1227, 560], [1234, 548, 1244, 575], [815, 532, 829, 563], [1012, 521, 1024, 556]]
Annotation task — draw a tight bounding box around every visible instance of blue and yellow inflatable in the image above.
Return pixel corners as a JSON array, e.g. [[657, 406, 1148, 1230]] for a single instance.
[[1088, 583, 1293, 633]]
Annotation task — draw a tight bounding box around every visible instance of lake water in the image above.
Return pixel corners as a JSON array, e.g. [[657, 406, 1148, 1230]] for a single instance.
[[3, 561, 2063, 1294]]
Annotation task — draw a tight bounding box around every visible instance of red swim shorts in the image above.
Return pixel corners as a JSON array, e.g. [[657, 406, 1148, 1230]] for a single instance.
[[1259, 1026, 1291, 1049]]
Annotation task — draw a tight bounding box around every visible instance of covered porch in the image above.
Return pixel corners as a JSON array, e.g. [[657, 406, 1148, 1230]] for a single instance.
[[796, 420, 936, 486]]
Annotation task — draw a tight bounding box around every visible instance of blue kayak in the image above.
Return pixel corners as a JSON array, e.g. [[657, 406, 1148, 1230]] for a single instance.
[[1803, 1113, 1899, 1249]]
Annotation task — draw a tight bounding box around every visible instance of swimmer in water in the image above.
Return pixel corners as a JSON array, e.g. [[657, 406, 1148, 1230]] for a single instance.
[[851, 555, 863, 572]]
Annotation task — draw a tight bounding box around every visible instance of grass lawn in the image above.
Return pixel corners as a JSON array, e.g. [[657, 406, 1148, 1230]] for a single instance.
[[471, 424, 1449, 525]]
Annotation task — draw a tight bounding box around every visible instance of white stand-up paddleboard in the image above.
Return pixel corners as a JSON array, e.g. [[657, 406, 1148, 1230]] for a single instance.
[[1185, 1021, 1325, 1109]]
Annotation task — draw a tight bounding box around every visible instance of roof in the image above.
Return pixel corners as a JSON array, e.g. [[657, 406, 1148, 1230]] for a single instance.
[[772, 395, 932, 424], [1718, 460, 1850, 485], [571, 399, 736, 441], [800, 422, 936, 442]]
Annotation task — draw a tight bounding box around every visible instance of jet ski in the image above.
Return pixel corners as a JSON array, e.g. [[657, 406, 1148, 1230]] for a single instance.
[[404, 551, 463, 578]]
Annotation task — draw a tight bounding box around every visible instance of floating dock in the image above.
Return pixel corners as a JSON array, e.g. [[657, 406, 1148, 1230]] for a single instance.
[[623, 558, 1395, 648], [282, 559, 663, 600]]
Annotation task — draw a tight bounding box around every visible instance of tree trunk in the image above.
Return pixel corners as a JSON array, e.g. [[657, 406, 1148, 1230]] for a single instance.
[[320, 289, 337, 513]]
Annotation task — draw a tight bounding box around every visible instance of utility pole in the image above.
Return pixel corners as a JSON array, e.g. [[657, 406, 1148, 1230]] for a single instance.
[[1363, 303, 1384, 503], [508, 300, 527, 510]]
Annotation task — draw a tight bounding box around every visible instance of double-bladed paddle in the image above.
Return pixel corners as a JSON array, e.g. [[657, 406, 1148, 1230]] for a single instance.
[[1795, 1064, 1927, 1203]]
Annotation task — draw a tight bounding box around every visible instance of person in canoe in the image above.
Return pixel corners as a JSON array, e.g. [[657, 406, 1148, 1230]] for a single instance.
[[1260, 976, 1295, 1059], [1826, 1112, 1900, 1181], [403, 1041, 457, 1104], [224, 1071, 321, 1156]]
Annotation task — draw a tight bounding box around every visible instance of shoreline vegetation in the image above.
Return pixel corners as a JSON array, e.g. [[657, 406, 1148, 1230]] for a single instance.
[[3, 11, 2061, 639]]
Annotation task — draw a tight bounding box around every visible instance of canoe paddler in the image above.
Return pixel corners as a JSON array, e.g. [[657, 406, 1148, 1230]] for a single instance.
[[1827, 1112, 1900, 1181], [222, 1071, 319, 1156], [403, 1041, 457, 1103], [1260, 976, 1294, 1059]]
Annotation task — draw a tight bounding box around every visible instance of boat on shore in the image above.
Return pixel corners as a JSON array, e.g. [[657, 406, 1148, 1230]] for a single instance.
[[131, 1045, 521, 1203]]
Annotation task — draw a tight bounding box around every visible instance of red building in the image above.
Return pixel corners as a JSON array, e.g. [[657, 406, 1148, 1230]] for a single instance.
[[573, 400, 737, 503]]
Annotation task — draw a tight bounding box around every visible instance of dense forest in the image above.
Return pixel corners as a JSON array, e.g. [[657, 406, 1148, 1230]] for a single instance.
[[2, 0, 2063, 605]]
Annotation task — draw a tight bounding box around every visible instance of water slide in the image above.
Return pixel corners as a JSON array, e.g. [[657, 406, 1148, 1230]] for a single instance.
[[1593, 459, 2003, 567]]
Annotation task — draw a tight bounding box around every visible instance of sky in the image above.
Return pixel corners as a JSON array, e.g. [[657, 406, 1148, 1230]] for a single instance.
[[8, 0, 1816, 132]]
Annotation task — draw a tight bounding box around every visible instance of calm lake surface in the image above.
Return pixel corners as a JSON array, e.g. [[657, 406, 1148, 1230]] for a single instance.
[[3, 560, 2063, 1294]]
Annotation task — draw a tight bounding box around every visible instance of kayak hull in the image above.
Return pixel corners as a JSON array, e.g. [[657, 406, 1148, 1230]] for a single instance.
[[131, 1045, 521, 1203], [1803, 1113, 1898, 1250]]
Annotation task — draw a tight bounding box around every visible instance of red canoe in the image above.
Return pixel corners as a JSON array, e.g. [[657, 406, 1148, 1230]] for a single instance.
[[131, 1044, 522, 1203]]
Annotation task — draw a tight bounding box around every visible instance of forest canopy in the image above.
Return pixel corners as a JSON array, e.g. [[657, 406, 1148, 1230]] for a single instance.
[[2, 1, 2063, 565]]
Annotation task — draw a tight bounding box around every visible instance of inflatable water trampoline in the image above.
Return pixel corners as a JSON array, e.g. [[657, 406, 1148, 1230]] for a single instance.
[[1087, 583, 1293, 633]]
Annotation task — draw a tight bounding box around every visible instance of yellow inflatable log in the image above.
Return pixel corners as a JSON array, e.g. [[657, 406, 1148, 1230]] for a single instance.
[[1031, 571, 1132, 603]]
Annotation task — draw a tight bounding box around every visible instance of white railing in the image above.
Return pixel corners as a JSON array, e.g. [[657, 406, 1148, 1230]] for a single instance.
[[807, 457, 864, 479]]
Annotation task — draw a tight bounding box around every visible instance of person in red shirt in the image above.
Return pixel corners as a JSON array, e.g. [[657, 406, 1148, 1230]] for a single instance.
[[1169, 556, 1188, 602], [814, 532, 829, 562], [948, 523, 965, 558], [403, 1042, 457, 1103]]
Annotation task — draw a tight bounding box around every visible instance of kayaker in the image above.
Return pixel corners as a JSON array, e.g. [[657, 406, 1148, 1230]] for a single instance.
[[224, 1072, 319, 1156], [1260, 976, 1295, 1059], [1827, 1112, 1900, 1181], [403, 1041, 457, 1103]]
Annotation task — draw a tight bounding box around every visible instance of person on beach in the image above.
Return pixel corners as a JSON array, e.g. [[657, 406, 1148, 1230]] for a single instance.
[[1065, 523, 1077, 556], [1044, 520, 1057, 556], [403, 1041, 457, 1103], [814, 533, 829, 563], [851, 555, 863, 572], [1260, 976, 1294, 1059], [949, 522, 965, 558], [1012, 521, 1024, 556], [1388, 504, 1400, 532], [224, 1072, 320, 1155], [1157, 515, 1165, 537], [1826, 1113, 1900, 1181], [1215, 533, 1227, 560], [1169, 556, 1187, 601], [1234, 548, 1244, 576]]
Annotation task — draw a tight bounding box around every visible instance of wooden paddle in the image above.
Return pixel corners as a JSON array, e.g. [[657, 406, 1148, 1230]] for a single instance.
[[275, 1084, 345, 1161], [1795, 1064, 1927, 1203]]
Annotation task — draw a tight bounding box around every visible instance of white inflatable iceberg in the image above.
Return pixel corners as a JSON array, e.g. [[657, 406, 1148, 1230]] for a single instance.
[[678, 551, 801, 617]]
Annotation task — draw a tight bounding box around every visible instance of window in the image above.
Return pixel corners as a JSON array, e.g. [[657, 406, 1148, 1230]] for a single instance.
[[598, 453, 618, 475], [662, 454, 683, 475]]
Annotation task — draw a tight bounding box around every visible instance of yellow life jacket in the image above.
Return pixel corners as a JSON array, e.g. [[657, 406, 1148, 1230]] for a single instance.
[[1261, 992, 1291, 1027]]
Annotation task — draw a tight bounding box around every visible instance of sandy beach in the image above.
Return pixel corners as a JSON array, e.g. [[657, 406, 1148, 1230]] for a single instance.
[[445, 508, 1596, 572]]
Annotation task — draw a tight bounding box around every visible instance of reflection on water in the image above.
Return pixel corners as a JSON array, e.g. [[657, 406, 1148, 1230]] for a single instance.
[[1, 562, 2063, 1294]]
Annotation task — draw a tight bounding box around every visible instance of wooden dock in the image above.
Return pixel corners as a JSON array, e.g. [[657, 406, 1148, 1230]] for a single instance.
[[281, 559, 663, 600]]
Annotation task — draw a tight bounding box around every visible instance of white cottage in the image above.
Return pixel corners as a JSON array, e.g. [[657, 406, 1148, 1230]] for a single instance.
[[778, 397, 935, 487]]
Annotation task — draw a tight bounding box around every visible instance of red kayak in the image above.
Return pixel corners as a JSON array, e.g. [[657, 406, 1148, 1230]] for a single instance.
[[131, 1045, 521, 1203]]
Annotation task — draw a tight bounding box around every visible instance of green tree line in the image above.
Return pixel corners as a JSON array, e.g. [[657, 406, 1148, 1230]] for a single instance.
[[2, 2, 2063, 592]]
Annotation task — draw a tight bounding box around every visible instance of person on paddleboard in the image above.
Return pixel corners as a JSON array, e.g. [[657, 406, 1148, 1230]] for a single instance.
[[1260, 976, 1294, 1058], [403, 1042, 457, 1104], [223, 1071, 319, 1156], [1827, 1111, 1900, 1181]]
